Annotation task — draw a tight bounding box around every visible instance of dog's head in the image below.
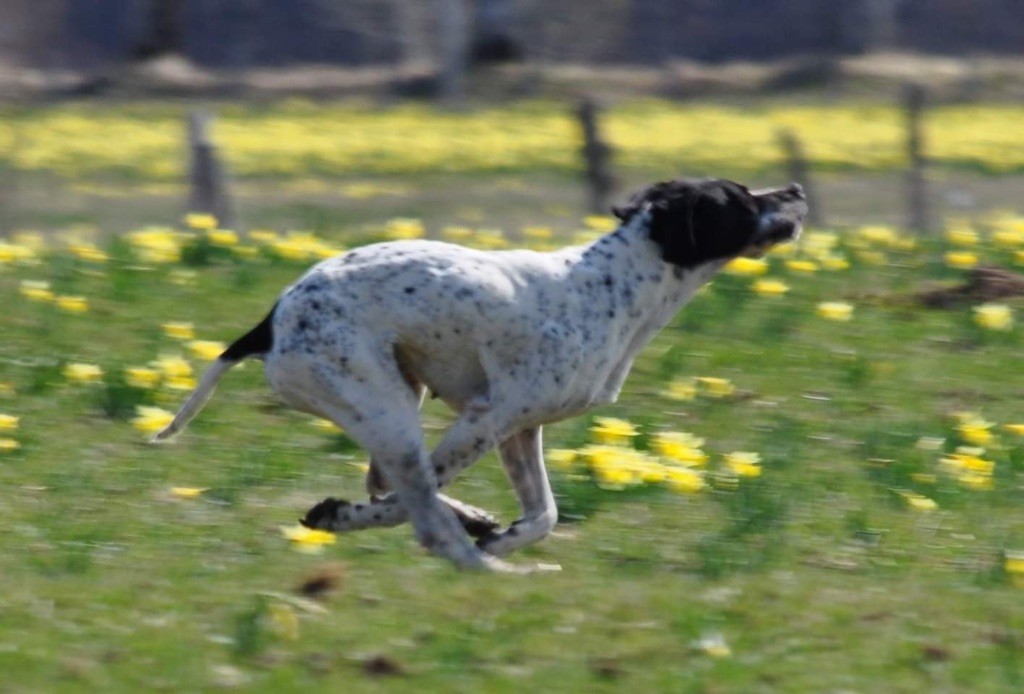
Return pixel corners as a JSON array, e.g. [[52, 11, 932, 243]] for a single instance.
[[612, 178, 807, 268]]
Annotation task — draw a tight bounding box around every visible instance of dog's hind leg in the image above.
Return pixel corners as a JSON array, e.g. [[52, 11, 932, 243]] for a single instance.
[[476, 427, 558, 557]]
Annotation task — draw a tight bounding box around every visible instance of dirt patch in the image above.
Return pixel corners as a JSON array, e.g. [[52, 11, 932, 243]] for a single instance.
[[919, 266, 1024, 308]]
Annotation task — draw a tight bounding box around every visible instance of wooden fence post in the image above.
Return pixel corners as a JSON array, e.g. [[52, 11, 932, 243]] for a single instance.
[[187, 109, 237, 229], [576, 98, 615, 215], [777, 128, 824, 228], [904, 83, 930, 234]]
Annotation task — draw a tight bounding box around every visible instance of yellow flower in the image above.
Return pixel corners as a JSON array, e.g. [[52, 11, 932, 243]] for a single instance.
[[0, 414, 19, 431], [231, 245, 259, 259], [546, 448, 577, 470], [697, 377, 735, 399], [1004, 424, 1024, 436], [0, 242, 36, 264], [785, 259, 819, 273], [170, 486, 208, 499], [582, 215, 618, 232], [310, 418, 342, 432], [125, 367, 161, 389], [1005, 551, 1024, 588], [915, 436, 945, 451], [184, 213, 218, 230], [68, 243, 108, 263], [899, 490, 937, 511], [63, 362, 103, 384], [1015, 250, 1024, 266], [663, 466, 706, 493], [817, 301, 853, 322], [945, 225, 979, 247], [0, 438, 20, 453], [153, 354, 193, 379], [19, 280, 54, 302], [957, 472, 994, 491], [169, 269, 197, 286], [131, 406, 175, 434], [752, 278, 789, 296], [441, 225, 474, 241], [945, 251, 978, 269], [248, 229, 279, 245], [859, 225, 898, 246], [383, 218, 425, 240], [590, 417, 639, 445], [187, 340, 226, 361], [207, 229, 239, 247], [724, 451, 762, 477], [162, 322, 195, 340], [856, 250, 888, 266], [662, 377, 697, 401], [652, 431, 707, 466], [972, 303, 1014, 331], [281, 524, 336, 553], [55, 295, 89, 313], [164, 374, 197, 391], [956, 417, 995, 446], [724, 257, 768, 276], [522, 225, 553, 241]]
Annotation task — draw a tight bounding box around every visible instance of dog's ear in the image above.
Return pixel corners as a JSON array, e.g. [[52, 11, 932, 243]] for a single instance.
[[614, 181, 701, 265]]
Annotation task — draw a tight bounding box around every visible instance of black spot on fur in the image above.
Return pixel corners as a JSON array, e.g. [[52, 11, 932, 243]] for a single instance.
[[404, 286, 416, 294]]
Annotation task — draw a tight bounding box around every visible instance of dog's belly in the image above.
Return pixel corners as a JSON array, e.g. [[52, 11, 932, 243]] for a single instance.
[[395, 343, 488, 410]]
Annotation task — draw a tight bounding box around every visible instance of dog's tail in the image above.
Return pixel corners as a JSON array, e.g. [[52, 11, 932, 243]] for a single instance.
[[152, 303, 278, 443]]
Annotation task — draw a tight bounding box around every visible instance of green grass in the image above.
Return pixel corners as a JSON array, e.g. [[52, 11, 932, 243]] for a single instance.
[[1, 197, 1023, 692]]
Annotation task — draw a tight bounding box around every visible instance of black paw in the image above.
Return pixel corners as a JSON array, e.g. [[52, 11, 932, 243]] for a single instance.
[[301, 497, 350, 530], [456, 511, 501, 539]]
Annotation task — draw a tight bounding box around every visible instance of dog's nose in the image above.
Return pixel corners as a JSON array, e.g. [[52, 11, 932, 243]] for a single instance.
[[788, 182, 805, 199]]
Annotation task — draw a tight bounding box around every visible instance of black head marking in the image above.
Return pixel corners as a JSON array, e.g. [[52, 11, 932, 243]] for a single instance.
[[613, 178, 761, 269]]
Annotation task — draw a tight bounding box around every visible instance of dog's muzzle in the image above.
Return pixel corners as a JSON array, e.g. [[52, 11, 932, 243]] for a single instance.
[[744, 183, 808, 257]]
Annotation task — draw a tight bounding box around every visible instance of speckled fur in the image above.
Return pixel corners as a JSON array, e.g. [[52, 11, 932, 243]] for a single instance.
[[160, 178, 807, 572]]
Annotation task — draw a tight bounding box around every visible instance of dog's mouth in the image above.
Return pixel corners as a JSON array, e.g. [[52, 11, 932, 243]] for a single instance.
[[742, 183, 808, 258]]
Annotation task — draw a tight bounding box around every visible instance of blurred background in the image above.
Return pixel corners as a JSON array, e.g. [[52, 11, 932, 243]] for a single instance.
[[1, 0, 1024, 236]]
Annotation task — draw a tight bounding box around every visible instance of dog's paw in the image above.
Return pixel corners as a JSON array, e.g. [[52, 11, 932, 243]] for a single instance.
[[301, 497, 351, 530]]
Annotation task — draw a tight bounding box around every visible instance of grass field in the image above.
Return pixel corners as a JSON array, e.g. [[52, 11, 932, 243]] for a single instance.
[[0, 101, 1023, 691]]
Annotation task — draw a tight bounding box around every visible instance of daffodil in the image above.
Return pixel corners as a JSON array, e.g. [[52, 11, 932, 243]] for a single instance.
[[724, 451, 762, 477], [663, 466, 706, 493], [248, 229, 279, 245], [752, 278, 789, 296], [956, 416, 995, 446], [945, 225, 979, 247], [281, 524, 336, 553], [383, 218, 425, 240], [19, 280, 54, 302], [0, 438, 20, 453], [153, 354, 193, 379], [164, 374, 197, 391], [187, 340, 226, 361], [546, 448, 577, 470], [162, 322, 195, 340], [63, 362, 103, 384], [55, 295, 89, 313], [131, 406, 174, 434], [582, 215, 618, 232], [207, 229, 239, 247], [1005, 550, 1024, 588], [122, 367, 158, 389], [0, 414, 19, 431], [724, 257, 768, 276], [1004, 424, 1024, 436], [972, 303, 1014, 331], [522, 225, 553, 241], [785, 259, 819, 273], [697, 377, 735, 398], [899, 490, 937, 511], [652, 431, 707, 466], [441, 225, 474, 241], [945, 251, 978, 269], [662, 377, 697, 401], [170, 486, 208, 499], [184, 213, 218, 230], [859, 225, 898, 246], [590, 417, 639, 445], [817, 301, 853, 321]]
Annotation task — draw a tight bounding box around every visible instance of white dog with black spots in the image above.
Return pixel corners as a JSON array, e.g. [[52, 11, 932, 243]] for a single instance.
[[156, 178, 807, 572]]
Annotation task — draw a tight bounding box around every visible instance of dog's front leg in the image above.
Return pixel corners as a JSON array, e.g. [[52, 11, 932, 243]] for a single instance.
[[477, 427, 559, 557]]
